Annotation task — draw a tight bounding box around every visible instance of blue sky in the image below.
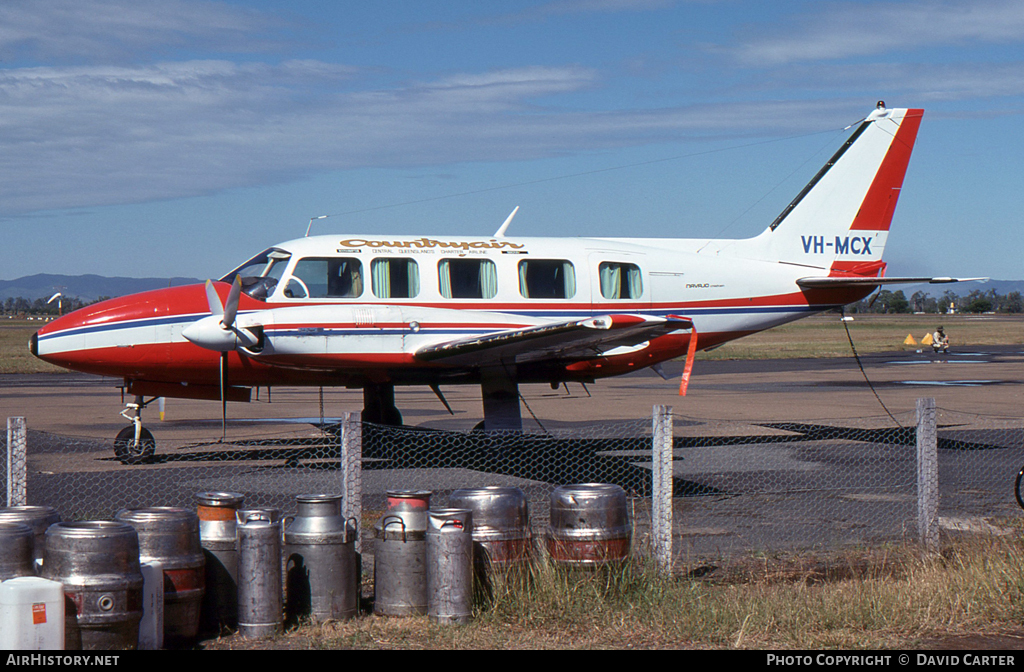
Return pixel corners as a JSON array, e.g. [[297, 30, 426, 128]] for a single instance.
[[2, 0, 1023, 282]]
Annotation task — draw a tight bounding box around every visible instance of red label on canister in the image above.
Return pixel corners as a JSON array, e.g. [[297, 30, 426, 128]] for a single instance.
[[32, 603, 46, 624]]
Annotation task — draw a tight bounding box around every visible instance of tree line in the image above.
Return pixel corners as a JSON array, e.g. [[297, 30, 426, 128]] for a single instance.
[[849, 288, 1023, 314], [2, 295, 110, 317]]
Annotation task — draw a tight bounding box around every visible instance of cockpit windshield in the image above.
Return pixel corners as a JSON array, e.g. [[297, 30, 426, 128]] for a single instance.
[[219, 248, 292, 301]]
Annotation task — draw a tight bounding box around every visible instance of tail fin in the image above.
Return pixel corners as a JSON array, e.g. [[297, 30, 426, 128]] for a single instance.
[[752, 105, 923, 275]]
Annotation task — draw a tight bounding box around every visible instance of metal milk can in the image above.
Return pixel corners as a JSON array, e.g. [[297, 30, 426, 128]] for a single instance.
[[195, 491, 244, 634], [373, 490, 431, 616], [284, 494, 358, 622], [236, 512, 282, 639], [426, 508, 474, 625]]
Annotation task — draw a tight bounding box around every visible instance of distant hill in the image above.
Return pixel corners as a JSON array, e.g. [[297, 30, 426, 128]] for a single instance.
[[0, 274, 203, 302], [900, 279, 1022, 297]]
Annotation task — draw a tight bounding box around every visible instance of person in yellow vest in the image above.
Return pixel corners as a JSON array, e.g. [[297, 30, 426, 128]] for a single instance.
[[931, 326, 949, 354]]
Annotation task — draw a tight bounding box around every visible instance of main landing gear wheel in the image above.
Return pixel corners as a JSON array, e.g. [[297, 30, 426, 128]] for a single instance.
[[114, 426, 155, 465]]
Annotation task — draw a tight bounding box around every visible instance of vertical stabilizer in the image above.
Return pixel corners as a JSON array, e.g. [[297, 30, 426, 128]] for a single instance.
[[752, 105, 923, 276]]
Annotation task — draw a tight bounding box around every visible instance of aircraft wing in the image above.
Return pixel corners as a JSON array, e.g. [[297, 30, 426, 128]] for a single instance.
[[414, 314, 693, 366], [797, 276, 988, 289]]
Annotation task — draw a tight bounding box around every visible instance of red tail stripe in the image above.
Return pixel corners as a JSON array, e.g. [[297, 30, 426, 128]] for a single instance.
[[850, 109, 924, 232]]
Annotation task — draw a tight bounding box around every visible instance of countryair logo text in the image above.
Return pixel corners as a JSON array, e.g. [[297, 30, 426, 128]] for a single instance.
[[339, 238, 525, 252]]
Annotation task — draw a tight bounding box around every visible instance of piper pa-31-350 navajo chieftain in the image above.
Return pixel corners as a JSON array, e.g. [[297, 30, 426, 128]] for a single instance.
[[31, 104, 980, 462]]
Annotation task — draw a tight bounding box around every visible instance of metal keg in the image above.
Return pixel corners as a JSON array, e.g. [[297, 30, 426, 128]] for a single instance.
[[41, 521, 144, 651], [237, 513, 282, 639], [0, 522, 35, 581], [546, 483, 631, 566], [373, 490, 431, 616], [284, 494, 357, 622], [448, 486, 531, 568], [426, 508, 474, 625], [0, 506, 60, 566], [115, 507, 205, 648], [195, 491, 244, 634]]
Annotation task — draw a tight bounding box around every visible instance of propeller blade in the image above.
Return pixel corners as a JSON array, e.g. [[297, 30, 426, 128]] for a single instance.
[[184, 278, 260, 352], [222, 276, 242, 329], [205, 280, 224, 317]]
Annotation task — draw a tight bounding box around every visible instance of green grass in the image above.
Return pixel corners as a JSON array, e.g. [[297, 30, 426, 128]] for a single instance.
[[698, 313, 1024, 360], [0, 320, 62, 374], [205, 534, 1024, 650], [5, 314, 1023, 375]]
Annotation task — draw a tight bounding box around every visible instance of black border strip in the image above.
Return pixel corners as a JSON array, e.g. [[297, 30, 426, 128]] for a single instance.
[[769, 119, 872, 231]]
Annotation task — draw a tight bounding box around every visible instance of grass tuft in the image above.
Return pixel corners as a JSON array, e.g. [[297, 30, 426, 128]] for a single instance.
[[231, 536, 1024, 650]]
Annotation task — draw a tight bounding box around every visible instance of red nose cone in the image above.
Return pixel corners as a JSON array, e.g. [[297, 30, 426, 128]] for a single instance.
[[32, 284, 213, 377]]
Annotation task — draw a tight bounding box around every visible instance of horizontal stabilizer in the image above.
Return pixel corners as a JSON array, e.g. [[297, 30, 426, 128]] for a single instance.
[[797, 276, 988, 289], [415, 314, 693, 366]]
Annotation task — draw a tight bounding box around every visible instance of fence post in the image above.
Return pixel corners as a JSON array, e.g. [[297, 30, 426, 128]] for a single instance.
[[340, 411, 363, 554], [652, 405, 673, 574], [916, 397, 939, 552], [7, 417, 27, 506]]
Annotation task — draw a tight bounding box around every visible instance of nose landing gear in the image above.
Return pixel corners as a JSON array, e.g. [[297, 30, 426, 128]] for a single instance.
[[114, 395, 156, 465]]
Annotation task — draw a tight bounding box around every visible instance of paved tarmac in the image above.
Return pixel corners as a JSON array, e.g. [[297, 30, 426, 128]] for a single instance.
[[4, 345, 1024, 441], [4, 346, 1024, 557]]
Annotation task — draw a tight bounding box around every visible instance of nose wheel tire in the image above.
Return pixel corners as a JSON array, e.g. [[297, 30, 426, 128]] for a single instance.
[[114, 426, 156, 465]]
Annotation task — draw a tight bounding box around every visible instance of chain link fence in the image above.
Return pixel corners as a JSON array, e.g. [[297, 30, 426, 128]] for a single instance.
[[4, 402, 1024, 563]]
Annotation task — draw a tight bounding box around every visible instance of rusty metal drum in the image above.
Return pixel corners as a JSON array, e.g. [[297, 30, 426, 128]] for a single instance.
[[115, 507, 205, 647], [448, 487, 530, 568], [373, 490, 431, 616], [284, 494, 357, 622], [195, 491, 244, 634], [546, 484, 631, 566], [41, 521, 144, 650], [0, 506, 60, 566], [0, 522, 35, 581], [426, 508, 474, 625]]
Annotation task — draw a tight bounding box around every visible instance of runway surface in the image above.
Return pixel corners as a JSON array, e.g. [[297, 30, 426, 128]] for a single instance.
[[4, 345, 1024, 440], [4, 346, 1024, 557]]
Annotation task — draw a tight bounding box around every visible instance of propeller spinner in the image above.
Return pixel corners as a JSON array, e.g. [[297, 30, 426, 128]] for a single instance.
[[182, 277, 260, 351]]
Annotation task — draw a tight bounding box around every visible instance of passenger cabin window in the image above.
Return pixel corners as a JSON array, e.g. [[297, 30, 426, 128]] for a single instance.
[[284, 257, 363, 299], [372, 258, 420, 299], [518, 259, 576, 299], [438, 259, 498, 299], [598, 262, 643, 299]]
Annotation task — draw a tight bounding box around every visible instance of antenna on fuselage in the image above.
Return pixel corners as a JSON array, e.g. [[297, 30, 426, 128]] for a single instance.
[[493, 206, 519, 238], [306, 214, 328, 237]]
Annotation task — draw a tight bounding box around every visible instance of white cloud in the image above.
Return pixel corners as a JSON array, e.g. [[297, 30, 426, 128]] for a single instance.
[[0, 56, 862, 215], [748, 61, 1024, 104], [729, 0, 1024, 66], [0, 0, 274, 62]]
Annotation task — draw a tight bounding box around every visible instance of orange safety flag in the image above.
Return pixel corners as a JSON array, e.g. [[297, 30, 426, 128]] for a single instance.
[[679, 327, 699, 396]]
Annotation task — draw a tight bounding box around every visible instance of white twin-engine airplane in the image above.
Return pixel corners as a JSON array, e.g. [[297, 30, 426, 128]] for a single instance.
[[31, 105, 981, 462]]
